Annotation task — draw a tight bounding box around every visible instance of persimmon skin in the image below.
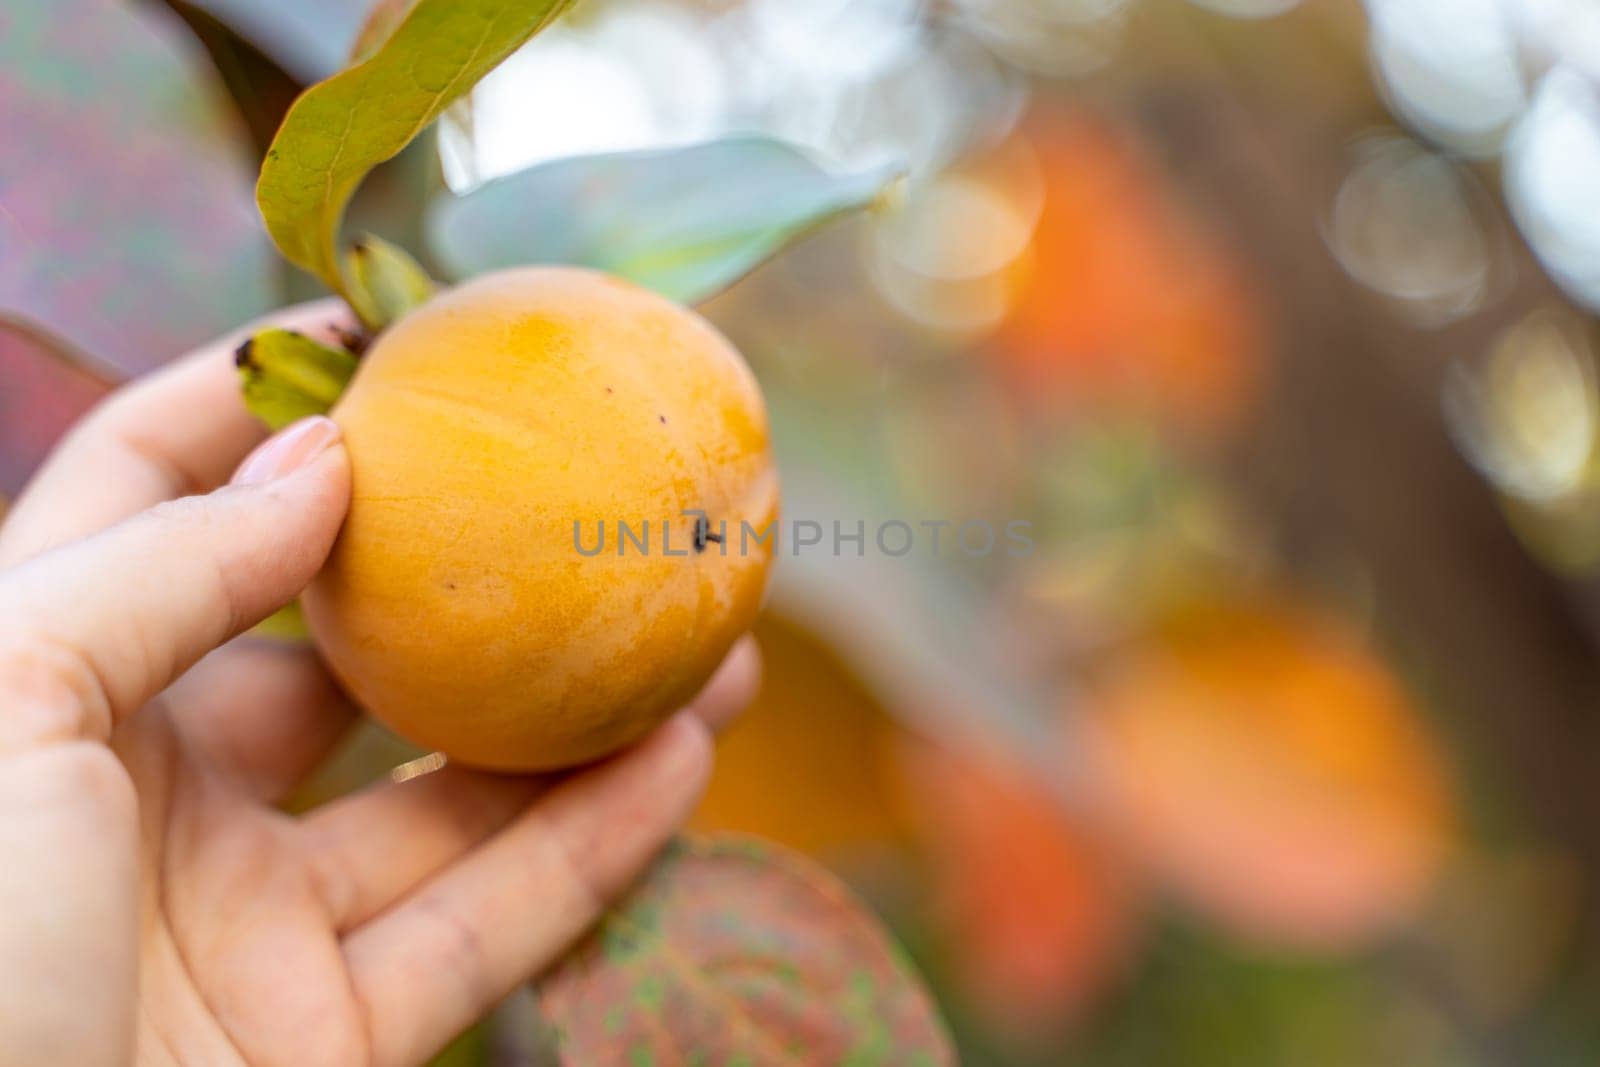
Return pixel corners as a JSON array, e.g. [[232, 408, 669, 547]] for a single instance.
[[303, 267, 778, 771]]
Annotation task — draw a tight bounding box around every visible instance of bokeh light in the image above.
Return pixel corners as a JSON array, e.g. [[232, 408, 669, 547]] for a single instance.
[[438, 1, 728, 191], [951, 0, 1131, 78], [1325, 134, 1499, 324], [1506, 67, 1600, 314], [867, 142, 1043, 336], [1366, 0, 1529, 156], [1188, 0, 1301, 19], [1445, 308, 1598, 504]]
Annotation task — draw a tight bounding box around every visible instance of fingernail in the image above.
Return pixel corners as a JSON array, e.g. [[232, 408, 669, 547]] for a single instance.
[[231, 416, 341, 487]]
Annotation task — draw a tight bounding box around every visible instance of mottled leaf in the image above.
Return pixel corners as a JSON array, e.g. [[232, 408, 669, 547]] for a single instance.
[[0, 318, 117, 495], [236, 327, 358, 430], [0, 0, 275, 375], [539, 835, 953, 1065], [181, 0, 368, 82], [425, 138, 903, 305], [256, 0, 577, 295]]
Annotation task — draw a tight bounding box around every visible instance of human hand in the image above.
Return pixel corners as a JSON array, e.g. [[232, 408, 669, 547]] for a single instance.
[[0, 301, 759, 1066]]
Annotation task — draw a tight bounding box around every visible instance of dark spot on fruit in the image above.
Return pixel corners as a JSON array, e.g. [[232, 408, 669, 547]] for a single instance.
[[693, 515, 722, 552], [658, 414, 667, 424], [233, 338, 255, 369], [446, 580, 457, 590], [605, 386, 614, 394]]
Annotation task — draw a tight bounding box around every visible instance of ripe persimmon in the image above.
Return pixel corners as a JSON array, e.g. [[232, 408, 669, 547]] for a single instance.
[[303, 267, 778, 771], [1080, 600, 1454, 949], [691, 613, 907, 857]]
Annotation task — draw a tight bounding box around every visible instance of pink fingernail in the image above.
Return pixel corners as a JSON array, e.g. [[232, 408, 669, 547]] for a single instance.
[[231, 416, 341, 487]]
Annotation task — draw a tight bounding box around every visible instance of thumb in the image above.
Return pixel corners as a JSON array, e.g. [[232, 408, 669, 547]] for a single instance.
[[0, 416, 349, 746]]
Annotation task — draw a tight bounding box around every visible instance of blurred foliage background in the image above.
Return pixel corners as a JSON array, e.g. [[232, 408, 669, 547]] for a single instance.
[[9, 0, 1600, 1062]]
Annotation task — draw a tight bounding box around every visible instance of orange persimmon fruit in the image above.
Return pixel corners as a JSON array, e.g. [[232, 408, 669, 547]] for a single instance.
[[303, 267, 779, 771], [691, 613, 907, 858], [1080, 599, 1455, 949]]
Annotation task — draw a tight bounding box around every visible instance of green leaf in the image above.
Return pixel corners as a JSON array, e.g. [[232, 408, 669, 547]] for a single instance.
[[423, 1017, 491, 1067], [538, 835, 954, 1065], [344, 234, 436, 330], [424, 138, 904, 305], [236, 328, 359, 430], [0, 0, 275, 375], [253, 600, 311, 642], [256, 0, 578, 295]]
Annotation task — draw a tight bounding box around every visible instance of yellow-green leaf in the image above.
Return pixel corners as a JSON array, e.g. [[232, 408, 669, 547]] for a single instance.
[[253, 600, 311, 641], [344, 233, 435, 330], [236, 328, 359, 430], [256, 0, 577, 294]]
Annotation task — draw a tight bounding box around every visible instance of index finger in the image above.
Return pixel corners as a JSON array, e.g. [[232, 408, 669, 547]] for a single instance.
[[0, 299, 354, 567]]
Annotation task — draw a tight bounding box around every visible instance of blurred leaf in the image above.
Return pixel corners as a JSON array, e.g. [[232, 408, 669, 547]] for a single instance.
[[236, 327, 358, 429], [1417, 850, 1581, 1025], [425, 138, 903, 305], [162, 0, 308, 158], [256, 0, 575, 295], [344, 233, 435, 330], [425, 1018, 492, 1067], [0, 0, 275, 374], [252, 600, 312, 642], [539, 835, 954, 1065], [1074, 921, 1471, 1067], [179, 0, 367, 82], [0, 318, 118, 495]]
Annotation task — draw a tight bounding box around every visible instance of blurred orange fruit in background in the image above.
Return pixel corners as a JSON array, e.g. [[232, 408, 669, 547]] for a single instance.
[[988, 108, 1265, 438], [691, 612, 907, 858], [1080, 599, 1455, 951], [896, 737, 1141, 1038], [694, 613, 1140, 1039]]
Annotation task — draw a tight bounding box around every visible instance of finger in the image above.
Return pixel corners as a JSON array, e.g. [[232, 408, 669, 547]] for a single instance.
[[0, 420, 349, 749], [0, 742, 138, 1065], [298, 641, 759, 929], [0, 299, 352, 567], [344, 712, 712, 1067], [302, 765, 545, 931], [164, 640, 357, 802], [685, 634, 761, 733]]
